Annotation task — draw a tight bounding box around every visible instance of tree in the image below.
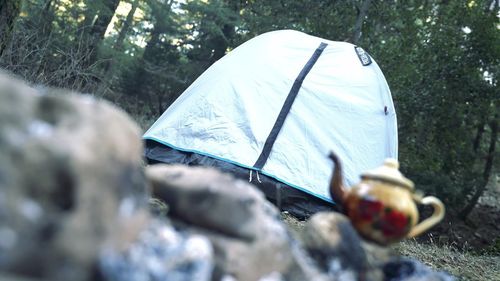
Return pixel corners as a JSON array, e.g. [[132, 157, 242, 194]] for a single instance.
[[363, 0, 499, 216], [121, 0, 187, 116], [1, 0, 59, 82], [352, 0, 373, 44], [182, 0, 241, 70], [82, 0, 121, 68], [113, 0, 141, 51]]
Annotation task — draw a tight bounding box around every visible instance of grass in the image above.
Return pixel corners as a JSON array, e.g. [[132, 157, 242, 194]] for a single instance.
[[392, 239, 500, 281]]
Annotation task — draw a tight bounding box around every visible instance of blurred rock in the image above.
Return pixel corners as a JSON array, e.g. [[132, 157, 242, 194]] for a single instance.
[[99, 219, 214, 281], [146, 164, 277, 241], [0, 273, 45, 281], [383, 257, 456, 281], [0, 73, 150, 280], [302, 212, 384, 281], [146, 164, 328, 281]]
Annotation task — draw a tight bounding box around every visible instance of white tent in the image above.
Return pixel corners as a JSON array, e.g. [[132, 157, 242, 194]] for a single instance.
[[144, 30, 397, 214]]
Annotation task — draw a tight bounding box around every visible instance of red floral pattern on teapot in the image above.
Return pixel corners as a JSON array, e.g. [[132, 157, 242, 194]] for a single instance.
[[329, 152, 445, 245]]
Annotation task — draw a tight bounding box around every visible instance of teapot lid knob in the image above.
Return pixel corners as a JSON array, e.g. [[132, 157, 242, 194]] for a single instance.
[[361, 158, 414, 190]]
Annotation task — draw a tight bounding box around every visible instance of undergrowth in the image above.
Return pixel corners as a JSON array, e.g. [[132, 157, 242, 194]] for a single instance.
[[392, 239, 500, 281]]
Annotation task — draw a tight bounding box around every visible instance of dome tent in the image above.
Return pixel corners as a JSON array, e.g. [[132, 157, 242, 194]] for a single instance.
[[143, 30, 398, 218]]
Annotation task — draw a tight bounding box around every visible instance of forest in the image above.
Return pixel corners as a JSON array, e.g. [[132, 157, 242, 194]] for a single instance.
[[0, 0, 498, 219]]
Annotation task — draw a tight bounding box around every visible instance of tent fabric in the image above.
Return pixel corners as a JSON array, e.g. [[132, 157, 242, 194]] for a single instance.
[[143, 30, 398, 209]]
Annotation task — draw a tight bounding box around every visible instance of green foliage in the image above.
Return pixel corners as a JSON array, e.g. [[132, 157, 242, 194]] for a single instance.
[[0, 0, 498, 215], [182, 0, 240, 65], [385, 1, 498, 213]]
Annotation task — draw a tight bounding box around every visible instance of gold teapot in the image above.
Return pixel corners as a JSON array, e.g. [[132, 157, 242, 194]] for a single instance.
[[329, 152, 445, 245]]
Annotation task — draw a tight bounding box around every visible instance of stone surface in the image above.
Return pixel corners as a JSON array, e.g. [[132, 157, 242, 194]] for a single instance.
[[146, 164, 329, 281], [0, 73, 150, 280], [383, 257, 456, 281], [302, 212, 384, 281], [99, 219, 214, 281], [146, 164, 277, 241]]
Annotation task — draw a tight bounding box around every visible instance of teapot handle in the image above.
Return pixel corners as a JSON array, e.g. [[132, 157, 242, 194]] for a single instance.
[[407, 196, 445, 238]]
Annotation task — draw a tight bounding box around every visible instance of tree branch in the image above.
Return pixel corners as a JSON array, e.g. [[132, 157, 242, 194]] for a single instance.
[[460, 116, 498, 219], [352, 0, 372, 44]]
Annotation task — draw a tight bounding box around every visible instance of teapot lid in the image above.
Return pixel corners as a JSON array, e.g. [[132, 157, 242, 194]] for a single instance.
[[361, 158, 414, 190]]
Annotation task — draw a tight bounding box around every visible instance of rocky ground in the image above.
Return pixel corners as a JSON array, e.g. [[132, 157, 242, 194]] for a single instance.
[[0, 72, 456, 281]]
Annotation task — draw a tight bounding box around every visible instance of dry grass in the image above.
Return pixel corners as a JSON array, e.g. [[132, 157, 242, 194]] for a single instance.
[[392, 239, 500, 281]]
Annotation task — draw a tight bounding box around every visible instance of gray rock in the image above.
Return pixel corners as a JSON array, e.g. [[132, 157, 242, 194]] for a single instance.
[[0, 73, 150, 280], [146, 164, 278, 241], [382, 257, 456, 281], [146, 164, 329, 281], [99, 219, 214, 281], [0, 273, 45, 281], [302, 212, 384, 281]]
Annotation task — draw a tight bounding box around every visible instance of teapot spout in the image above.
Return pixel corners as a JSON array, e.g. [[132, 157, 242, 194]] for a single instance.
[[328, 151, 347, 204]]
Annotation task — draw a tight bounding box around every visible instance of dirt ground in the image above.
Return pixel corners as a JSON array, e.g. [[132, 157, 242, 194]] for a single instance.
[[421, 182, 500, 253]]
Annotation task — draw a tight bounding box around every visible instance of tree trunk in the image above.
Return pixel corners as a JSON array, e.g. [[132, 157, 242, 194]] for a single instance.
[[0, 0, 20, 58], [209, 23, 235, 64], [460, 117, 498, 219], [97, 0, 141, 96], [129, 0, 175, 108], [79, 1, 98, 36], [352, 0, 372, 44], [84, 0, 121, 69], [473, 122, 485, 152], [33, 0, 62, 79], [90, 0, 121, 42], [114, 0, 140, 51], [143, 22, 163, 62], [98, 0, 140, 94], [157, 93, 164, 116]]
